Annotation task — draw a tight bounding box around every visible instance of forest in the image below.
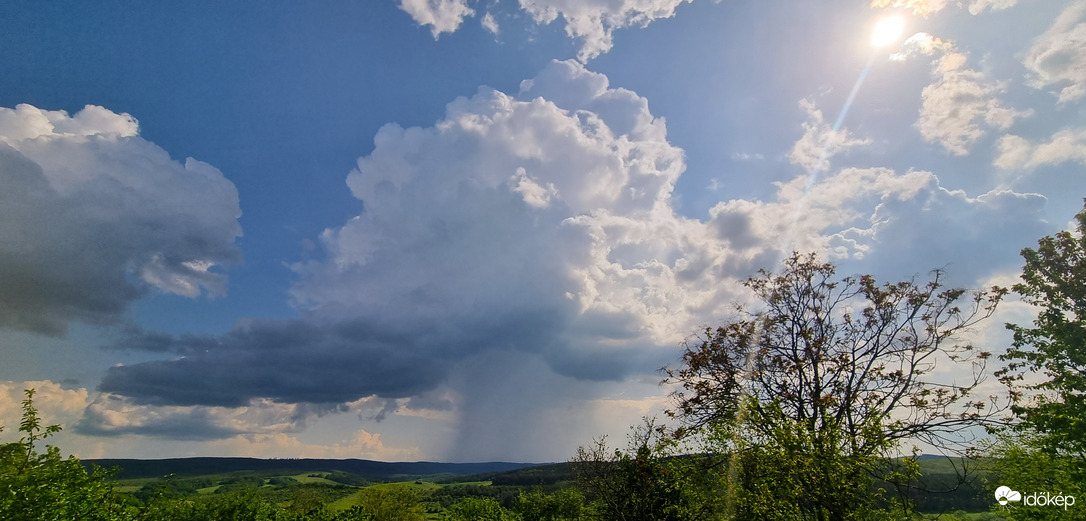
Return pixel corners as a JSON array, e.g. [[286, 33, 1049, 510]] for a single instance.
[[3, 203, 1085, 520]]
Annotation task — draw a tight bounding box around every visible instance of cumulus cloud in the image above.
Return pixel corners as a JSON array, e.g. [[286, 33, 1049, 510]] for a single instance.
[[892, 33, 1029, 155], [788, 98, 871, 173], [871, 0, 1020, 16], [100, 60, 694, 402], [995, 127, 1086, 169], [399, 0, 475, 39], [1022, 2, 1086, 104], [0, 380, 89, 428], [0, 104, 241, 336], [518, 0, 694, 61], [97, 61, 728, 459]]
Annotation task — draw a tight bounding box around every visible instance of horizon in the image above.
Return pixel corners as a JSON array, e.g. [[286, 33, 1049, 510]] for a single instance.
[[2, 0, 1084, 462]]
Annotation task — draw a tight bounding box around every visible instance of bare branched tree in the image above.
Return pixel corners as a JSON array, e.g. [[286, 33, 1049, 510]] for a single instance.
[[665, 252, 1008, 455]]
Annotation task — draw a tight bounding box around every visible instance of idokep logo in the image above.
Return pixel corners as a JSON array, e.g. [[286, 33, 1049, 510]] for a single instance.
[[996, 485, 1077, 510], [995, 486, 1021, 506]]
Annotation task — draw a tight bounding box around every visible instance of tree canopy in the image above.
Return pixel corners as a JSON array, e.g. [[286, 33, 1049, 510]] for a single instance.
[[1001, 201, 1086, 456]]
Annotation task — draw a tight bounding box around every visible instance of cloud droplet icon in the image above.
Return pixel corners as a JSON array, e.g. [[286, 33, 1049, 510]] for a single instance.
[[995, 486, 1022, 505]]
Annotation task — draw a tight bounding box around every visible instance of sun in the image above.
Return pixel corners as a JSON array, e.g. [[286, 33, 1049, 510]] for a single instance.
[[871, 15, 906, 48]]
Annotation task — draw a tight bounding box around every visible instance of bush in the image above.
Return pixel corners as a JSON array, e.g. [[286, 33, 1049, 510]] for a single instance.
[[0, 389, 133, 520]]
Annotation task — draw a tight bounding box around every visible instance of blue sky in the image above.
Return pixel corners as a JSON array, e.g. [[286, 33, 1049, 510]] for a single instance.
[[1, 0, 1084, 462]]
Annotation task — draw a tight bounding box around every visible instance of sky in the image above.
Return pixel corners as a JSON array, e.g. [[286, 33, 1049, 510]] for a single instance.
[[0, 0, 1084, 463]]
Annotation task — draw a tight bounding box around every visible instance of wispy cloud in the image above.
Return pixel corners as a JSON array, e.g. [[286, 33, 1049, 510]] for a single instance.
[[481, 11, 499, 36], [870, 0, 951, 16], [1022, 2, 1086, 104], [789, 98, 871, 173]]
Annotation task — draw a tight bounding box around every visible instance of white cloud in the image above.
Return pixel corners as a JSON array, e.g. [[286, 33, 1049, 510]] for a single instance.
[[396, 0, 695, 60], [0, 104, 241, 336], [481, 11, 499, 35], [893, 34, 1030, 156], [707, 165, 1048, 285], [1022, 2, 1086, 104], [399, 0, 475, 39], [891, 32, 954, 60], [871, 0, 1020, 16], [789, 98, 871, 173], [518, 0, 694, 61], [76, 394, 345, 439], [870, 0, 951, 16], [995, 127, 1086, 169], [0, 380, 90, 429], [208, 430, 423, 461]]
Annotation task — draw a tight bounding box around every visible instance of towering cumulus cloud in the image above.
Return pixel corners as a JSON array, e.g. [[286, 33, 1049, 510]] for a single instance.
[[102, 60, 704, 406], [0, 104, 241, 335], [98, 61, 729, 457]]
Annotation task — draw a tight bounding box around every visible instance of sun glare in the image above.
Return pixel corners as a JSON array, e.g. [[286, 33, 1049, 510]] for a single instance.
[[871, 15, 906, 48]]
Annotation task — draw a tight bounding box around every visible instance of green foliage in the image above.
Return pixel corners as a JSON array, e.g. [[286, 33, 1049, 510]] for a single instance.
[[0, 389, 133, 521], [1000, 201, 1086, 456], [572, 420, 726, 521], [429, 483, 524, 509], [217, 474, 268, 493], [718, 401, 910, 521], [324, 470, 370, 487], [355, 484, 425, 521], [983, 432, 1085, 521], [990, 202, 1086, 519], [445, 496, 515, 521], [514, 488, 588, 521]]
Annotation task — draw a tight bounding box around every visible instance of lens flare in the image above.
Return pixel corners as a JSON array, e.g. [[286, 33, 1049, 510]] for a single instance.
[[871, 15, 906, 48]]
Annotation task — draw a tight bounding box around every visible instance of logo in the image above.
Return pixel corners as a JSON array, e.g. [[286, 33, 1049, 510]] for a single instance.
[[995, 486, 1021, 506], [996, 485, 1076, 510]]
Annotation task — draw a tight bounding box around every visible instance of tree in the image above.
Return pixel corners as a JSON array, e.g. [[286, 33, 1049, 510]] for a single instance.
[[664, 252, 1006, 519], [1000, 201, 1086, 457], [0, 389, 133, 521], [356, 484, 425, 521], [571, 419, 726, 521], [988, 202, 1086, 520], [444, 496, 516, 521], [514, 488, 588, 521]]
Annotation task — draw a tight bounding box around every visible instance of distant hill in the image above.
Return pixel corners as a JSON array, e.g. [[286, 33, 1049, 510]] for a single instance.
[[444, 462, 576, 486], [82, 457, 542, 481]]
